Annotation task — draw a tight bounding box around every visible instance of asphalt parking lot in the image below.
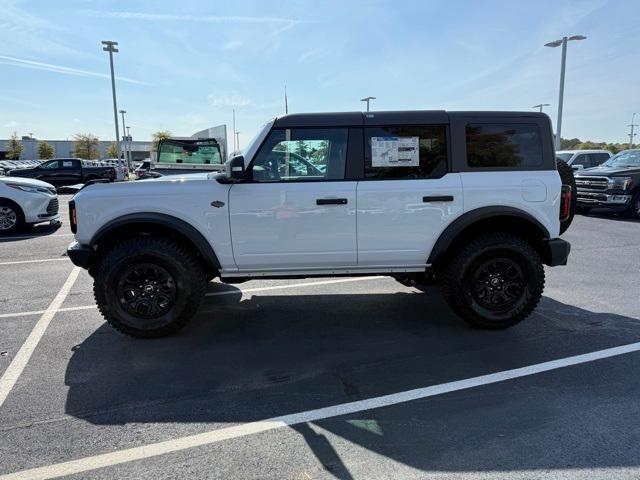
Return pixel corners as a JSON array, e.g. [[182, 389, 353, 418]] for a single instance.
[[1, 195, 639, 480]]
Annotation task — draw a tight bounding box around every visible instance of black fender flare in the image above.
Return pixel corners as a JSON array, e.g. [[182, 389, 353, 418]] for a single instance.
[[91, 212, 221, 270], [427, 206, 551, 265]]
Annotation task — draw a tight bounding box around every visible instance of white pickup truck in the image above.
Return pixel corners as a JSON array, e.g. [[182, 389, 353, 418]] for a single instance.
[[67, 111, 573, 338]]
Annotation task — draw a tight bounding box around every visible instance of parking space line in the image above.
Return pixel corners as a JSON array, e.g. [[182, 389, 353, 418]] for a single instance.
[[0, 277, 384, 320], [2, 340, 639, 480], [205, 276, 382, 296], [0, 258, 67, 266], [0, 233, 74, 242], [0, 267, 80, 408]]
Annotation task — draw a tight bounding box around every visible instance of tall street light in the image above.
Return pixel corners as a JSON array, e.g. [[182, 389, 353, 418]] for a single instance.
[[102, 40, 121, 160], [628, 113, 638, 149], [532, 103, 550, 113], [361, 96, 376, 112], [126, 126, 133, 167], [545, 35, 586, 150], [119, 109, 127, 163]]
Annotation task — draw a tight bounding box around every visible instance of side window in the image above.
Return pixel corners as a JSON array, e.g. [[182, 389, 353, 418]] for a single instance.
[[466, 123, 542, 168], [251, 128, 347, 182], [40, 160, 60, 170], [592, 153, 610, 166], [572, 154, 589, 167], [364, 125, 447, 179], [61, 160, 79, 169]]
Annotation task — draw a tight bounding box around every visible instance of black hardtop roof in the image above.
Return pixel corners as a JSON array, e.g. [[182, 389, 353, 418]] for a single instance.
[[274, 110, 549, 128]]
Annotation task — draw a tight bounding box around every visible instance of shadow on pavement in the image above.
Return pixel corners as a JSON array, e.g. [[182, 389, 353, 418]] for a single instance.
[[64, 288, 640, 476], [0, 221, 62, 242]]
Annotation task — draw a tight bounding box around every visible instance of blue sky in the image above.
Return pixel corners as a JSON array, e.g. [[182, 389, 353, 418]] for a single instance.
[[0, 0, 638, 147]]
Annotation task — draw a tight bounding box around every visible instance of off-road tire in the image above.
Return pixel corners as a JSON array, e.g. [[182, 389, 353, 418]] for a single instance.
[[625, 191, 640, 220], [556, 159, 576, 234], [0, 199, 25, 234], [94, 236, 206, 338], [441, 232, 545, 329]]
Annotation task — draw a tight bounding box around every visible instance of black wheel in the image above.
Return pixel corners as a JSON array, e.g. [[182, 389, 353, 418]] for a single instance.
[[94, 236, 206, 338], [0, 199, 24, 234], [556, 159, 576, 234], [441, 232, 544, 329], [625, 191, 640, 220]]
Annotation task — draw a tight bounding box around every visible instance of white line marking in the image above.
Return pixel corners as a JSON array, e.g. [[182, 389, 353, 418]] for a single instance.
[[2, 340, 640, 480], [0, 267, 80, 408], [0, 233, 73, 241], [0, 278, 382, 320], [0, 305, 96, 320], [205, 276, 382, 296], [0, 258, 67, 266]]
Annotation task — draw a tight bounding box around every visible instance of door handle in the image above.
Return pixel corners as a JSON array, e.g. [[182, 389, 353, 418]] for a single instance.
[[316, 198, 348, 205], [423, 195, 454, 202]]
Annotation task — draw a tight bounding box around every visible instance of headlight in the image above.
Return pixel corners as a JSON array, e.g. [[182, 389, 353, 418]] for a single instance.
[[6, 183, 52, 194], [608, 177, 633, 190]]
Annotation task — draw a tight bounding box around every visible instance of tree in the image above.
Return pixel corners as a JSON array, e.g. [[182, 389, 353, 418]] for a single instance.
[[106, 141, 118, 158], [5, 132, 23, 160], [37, 141, 55, 159], [72, 133, 100, 160], [151, 130, 171, 152]]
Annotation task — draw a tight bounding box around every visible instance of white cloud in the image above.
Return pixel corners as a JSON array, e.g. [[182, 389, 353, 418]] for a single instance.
[[3, 120, 18, 128], [207, 94, 252, 107], [82, 10, 303, 25], [0, 55, 149, 85], [297, 48, 324, 63]]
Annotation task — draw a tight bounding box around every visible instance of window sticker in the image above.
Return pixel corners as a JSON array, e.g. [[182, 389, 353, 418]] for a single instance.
[[371, 136, 419, 167]]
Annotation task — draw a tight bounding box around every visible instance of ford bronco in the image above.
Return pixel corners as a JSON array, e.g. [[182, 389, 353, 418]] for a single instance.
[[67, 111, 573, 337]]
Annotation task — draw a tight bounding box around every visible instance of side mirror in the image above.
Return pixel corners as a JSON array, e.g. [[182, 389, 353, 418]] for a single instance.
[[572, 164, 584, 170], [225, 155, 246, 181]]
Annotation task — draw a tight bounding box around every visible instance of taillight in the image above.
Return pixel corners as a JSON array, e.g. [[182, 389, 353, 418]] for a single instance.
[[69, 200, 77, 233], [560, 185, 572, 221]]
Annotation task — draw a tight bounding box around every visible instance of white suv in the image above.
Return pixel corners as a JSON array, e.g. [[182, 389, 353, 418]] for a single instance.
[[0, 176, 59, 233], [67, 111, 573, 337]]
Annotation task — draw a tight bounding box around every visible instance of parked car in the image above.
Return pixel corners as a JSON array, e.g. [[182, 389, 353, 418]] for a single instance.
[[575, 149, 640, 218], [556, 149, 611, 170], [67, 110, 572, 338], [101, 159, 129, 181], [134, 160, 163, 180], [0, 176, 59, 233], [7, 158, 116, 188]]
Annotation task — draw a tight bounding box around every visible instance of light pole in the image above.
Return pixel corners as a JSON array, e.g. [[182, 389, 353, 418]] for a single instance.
[[628, 113, 638, 149], [545, 35, 586, 150], [119, 109, 127, 163], [532, 103, 550, 113], [232, 109, 236, 153], [235, 131, 240, 151], [126, 126, 132, 167], [102, 40, 121, 160], [360, 96, 376, 112]]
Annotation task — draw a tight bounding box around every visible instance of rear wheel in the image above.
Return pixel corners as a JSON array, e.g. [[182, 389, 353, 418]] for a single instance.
[[94, 236, 206, 338], [441, 232, 544, 329], [0, 200, 24, 233]]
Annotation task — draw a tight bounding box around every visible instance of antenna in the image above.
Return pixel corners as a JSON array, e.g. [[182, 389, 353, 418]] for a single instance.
[[284, 85, 289, 114]]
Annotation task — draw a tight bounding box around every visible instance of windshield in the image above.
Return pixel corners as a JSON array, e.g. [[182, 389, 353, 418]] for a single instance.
[[601, 150, 640, 168], [157, 139, 222, 165], [556, 153, 573, 162]]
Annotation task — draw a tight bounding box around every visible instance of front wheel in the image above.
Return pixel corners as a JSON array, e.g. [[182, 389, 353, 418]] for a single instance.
[[441, 233, 544, 329], [94, 236, 206, 338], [625, 191, 640, 220], [0, 200, 24, 233]]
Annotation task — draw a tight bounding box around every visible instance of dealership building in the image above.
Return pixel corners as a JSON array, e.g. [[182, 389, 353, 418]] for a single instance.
[[0, 136, 152, 162]]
